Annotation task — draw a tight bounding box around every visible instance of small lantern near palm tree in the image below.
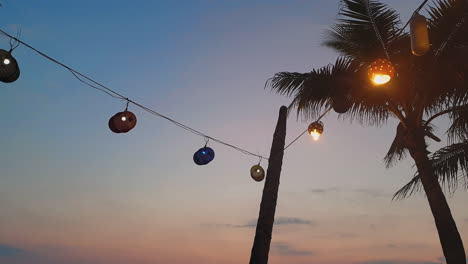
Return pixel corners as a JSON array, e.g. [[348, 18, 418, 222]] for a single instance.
[[332, 94, 352, 114], [250, 163, 265, 182], [0, 49, 20, 83], [367, 58, 395, 85], [308, 121, 324, 141], [410, 13, 430, 56]]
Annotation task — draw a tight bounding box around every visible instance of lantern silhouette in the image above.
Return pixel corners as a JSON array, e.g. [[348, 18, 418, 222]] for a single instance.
[[193, 146, 215, 165], [0, 49, 20, 83], [367, 58, 395, 85], [250, 164, 265, 182], [108, 111, 137, 133], [308, 121, 324, 141], [410, 14, 430, 56], [332, 94, 352, 114]]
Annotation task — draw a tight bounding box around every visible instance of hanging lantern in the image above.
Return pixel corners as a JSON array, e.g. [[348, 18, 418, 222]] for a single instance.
[[108, 111, 137, 133], [308, 121, 324, 141], [332, 94, 352, 114], [193, 146, 215, 165], [250, 164, 265, 182], [367, 58, 395, 85], [410, 14, 430, 56], [0, 49, 20, 83]]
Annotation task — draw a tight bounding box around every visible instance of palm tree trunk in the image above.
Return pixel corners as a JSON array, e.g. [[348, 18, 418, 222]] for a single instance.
[[249, 105, 288, 264], [408, 129, 466, 264]]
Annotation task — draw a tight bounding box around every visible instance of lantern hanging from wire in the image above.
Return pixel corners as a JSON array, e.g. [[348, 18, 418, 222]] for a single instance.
[[250, 158, 265, 182], [308, 121, 324, 141], [332, 93, 352, 114], [410, 13, 430, 56], [0, 49, 20, 83], [108, 102, 137, 133], [193, 138, 215, 165], [367, 58, 395, 85]]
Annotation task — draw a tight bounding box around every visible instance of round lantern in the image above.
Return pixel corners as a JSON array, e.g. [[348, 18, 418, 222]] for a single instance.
[[108, 111, 137, 133], [332, 94, 352, 114], [308, 121, 324, 141], [367, 59, 395, 85], [250, 164, 265, 182], [0, 49, 20, 83], [410, 14, 430, 56], [193, 147, 215, 165]]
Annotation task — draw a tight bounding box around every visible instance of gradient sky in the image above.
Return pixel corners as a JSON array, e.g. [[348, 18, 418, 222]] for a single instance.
[[1, 1, 468, 264]]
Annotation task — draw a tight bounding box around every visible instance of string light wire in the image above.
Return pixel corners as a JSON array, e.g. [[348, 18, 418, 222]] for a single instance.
[[0, 29, 315, 162], [394, 0, 430, 39]]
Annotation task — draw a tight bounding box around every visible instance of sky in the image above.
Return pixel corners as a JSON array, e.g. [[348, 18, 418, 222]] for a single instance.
[[1, 1, 468, 264]]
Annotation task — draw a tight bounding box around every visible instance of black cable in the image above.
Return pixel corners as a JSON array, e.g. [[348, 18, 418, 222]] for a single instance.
[[395, 0, 430, 37], [1, 29, 298, 161]]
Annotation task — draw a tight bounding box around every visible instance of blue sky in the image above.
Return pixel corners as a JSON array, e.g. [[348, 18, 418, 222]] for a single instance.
[[1, 1, 467, 264]]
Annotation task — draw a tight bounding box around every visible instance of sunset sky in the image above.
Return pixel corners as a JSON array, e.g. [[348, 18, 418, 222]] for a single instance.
[[1, 1, 468, 264]]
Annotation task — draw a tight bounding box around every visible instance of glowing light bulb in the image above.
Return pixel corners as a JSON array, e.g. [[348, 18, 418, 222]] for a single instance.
[[256, 169, 260, 173], [3, 58, 10, 65], [310, 129, 321, 141], [202, 151, 206, 155], [368, 59, 395, 86], [372, 74, 391, 85], [121, 116, 127, 121]]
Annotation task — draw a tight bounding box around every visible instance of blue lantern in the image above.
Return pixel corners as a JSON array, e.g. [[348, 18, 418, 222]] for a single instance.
[[193, 147, 215, 165]]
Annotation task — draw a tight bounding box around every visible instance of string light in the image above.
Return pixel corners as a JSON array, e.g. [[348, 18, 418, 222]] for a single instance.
[[368, 58, 395, 85], [308, 121, 324, 141], [0, 29, 316, 166]]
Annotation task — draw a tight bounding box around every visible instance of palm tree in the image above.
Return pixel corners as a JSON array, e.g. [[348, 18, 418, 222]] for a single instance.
[[268, 0, 467, 263], [394, 105, 468, 199], [394, 140, 468, 199]]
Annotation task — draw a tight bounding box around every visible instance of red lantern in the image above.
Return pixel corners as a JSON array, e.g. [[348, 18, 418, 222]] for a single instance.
[[367, 59, 395, 85], [108, 111, 137, 133]]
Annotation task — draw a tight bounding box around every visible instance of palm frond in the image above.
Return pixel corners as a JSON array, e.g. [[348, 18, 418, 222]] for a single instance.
[[447, 104, 468, 143], [270, 57, 354, 119], [393, 141, 468, 200], [384, 122, 408, 168], [393, 173, 423, 200], [323, 0, 402, 60], [427, 0, 468, 58]]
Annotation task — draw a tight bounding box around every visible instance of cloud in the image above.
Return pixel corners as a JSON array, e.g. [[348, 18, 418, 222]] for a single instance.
[[0, 244, 25, 257], [271, 242, 314, 256], [386, 243, 429, 249], [310, 187, 339, 194], [201, 216, 314, 229], [353, 188, 390, 198], [310, 187, 391, 198], [275, 217, 314, 226], [355, 260, 442, 264]]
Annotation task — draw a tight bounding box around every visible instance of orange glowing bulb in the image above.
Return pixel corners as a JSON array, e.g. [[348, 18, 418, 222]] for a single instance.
[[368, 59, 395, 85], [310, 130, 321, 141], [308, 121, 324, 141]]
